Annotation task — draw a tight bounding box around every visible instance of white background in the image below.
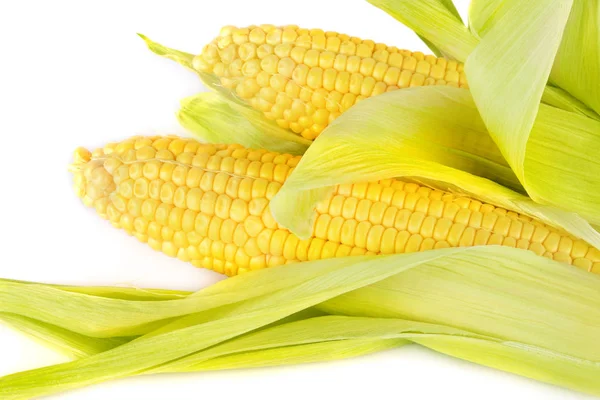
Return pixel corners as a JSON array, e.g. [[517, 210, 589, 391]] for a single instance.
[[0, 1, 594, 399]]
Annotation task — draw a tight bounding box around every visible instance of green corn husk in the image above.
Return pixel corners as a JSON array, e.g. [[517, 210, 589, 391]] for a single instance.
[[1, 247, 600, 399], [0, 314, 130, 359], [464, 0, 573, 185], [469, 0, 600, 116], [414, 0, 464, 58], [0, 283, 191, 358], [177, 92, 309, 155], [367, 0, 478, 61], [541, 85, 600, 121]]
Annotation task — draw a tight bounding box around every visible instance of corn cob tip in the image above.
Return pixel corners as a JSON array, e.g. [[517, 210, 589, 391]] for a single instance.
[[70, 146, 117, 210]]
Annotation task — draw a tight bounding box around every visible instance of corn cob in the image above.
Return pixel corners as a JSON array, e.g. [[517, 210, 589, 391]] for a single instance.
[[70, 135, 600, 276], [192, 25, 469, 140]]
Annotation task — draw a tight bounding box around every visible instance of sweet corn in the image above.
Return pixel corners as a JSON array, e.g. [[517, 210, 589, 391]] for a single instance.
[[71, 136, 600, 276], [192, 25, 468, 140]]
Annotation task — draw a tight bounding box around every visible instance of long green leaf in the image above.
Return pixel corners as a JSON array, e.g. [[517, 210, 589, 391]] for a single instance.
[[3, 247, 600, 397], [0, 256, 362, 337], [0, 279, 190, 300], [271, 86, 600, 246], [415, 336, 600, 396], [320, 249, 600, 359], [468, 0, 503, 38], [550, 0, 600, 115], [0, 284, 195, 358], [183, 338, 403, 372], [469, 0, 600, 119], [317, 247, 600, 395], [0, 314, 129, 359], [0, 250, 459, 399], [438, 0, 462, 22], [0, 309, 326, 361], [177, 92, 310, 154], [183, 315, 600, 395], [137, 33, 195, 70], [525, 105, 600, 225], [416, 0, 464, 57], [153, 316, 419, 373], [541, 85, 600, 121], [464, 0, 573, 185], [366, 0, 478, 61]]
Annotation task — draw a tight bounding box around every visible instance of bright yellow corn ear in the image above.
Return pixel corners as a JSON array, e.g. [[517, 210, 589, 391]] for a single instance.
[[140, 27, 473, 141], [70, 134, 600, 276], [271, 86, 600, 250]]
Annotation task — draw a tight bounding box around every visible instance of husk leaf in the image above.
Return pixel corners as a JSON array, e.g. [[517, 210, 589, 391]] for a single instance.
[[177, 92, 309, 154], [464, 0, 573, 184], [366, 0, 478, 61], [3, 247, 600, 397], [550, 0, 600, 115], [0, 250, 458, 399]]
